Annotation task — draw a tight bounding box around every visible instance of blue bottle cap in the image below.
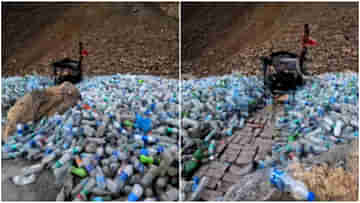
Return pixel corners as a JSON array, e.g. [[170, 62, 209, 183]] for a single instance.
[[128, 192, 139, 201], [193, 176, 200, 184], [92, 197, 103, 201], [307, 192, 315, 201], [157, 146, 164, 153], [140, 149, 149, 156]]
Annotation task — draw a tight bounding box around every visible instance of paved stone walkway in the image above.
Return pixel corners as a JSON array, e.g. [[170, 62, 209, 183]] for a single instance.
[[194, 109, 274, 200]]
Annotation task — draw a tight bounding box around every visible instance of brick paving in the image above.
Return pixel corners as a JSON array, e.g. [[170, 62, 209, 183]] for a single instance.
[[198, 109, 273, 200]]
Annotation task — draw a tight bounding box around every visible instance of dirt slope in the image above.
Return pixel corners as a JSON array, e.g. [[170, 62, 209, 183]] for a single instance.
[[2, 2, 179, 78], [182, 2, 358, 77]]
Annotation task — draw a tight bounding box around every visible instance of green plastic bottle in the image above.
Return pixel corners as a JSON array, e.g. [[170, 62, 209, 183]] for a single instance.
[[183, 148, 206, 177], [183, 159, 199, 177]]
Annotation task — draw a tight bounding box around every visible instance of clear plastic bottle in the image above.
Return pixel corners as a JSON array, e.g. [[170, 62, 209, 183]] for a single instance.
[[269, 168, 315, 201], [127, 184, 144, 201], [11, 174, 36, 185], [95, 166, 106, 190], [21, 163, 44, 176], [113, 165, 133, 193], [53, 152, 72, 169], [130, 157, 145, 174], [134, 134, 158, 144], [54, 162, 71, 184], [71, 177, 89, 197], [189, 176, 209, 201], [141, 165, 160, 186], [83, 157, 97, 177]]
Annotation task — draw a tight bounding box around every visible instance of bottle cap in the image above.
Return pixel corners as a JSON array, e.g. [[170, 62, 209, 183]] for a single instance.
[[140, 149, 149, 156], [307, 192, 315, 201], [128, 192, 139, 201]]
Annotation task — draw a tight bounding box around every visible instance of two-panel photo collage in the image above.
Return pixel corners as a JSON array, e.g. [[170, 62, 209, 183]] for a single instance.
[[1, 1, 359, 201]]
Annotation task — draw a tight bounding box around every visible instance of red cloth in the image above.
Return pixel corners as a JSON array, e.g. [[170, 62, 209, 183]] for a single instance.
[[303, 36, 317, 46], [81, 50, 89, 56]]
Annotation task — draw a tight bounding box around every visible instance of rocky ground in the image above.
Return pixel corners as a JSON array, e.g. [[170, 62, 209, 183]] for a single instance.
[[3, 2, 179, 78], [182, 2, 358, 77]]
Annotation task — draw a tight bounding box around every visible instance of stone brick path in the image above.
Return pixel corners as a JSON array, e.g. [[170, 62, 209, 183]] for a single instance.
[[194, 109, 274, 200]]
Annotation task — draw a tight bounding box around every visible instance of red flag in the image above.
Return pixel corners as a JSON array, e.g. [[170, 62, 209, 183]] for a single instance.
[[303, 36, 317, 46], [81, 50, 89, 56]]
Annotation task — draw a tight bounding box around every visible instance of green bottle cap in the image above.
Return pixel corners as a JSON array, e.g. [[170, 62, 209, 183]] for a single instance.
[[140, 155, 154, 164], [124, 120, 133, 127], [71, 167, 88, 178], [167, 128, 173, 133]]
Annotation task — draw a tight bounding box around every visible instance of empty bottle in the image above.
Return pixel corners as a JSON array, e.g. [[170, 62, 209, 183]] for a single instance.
[[269, 168, 315, 201], [11, 174, 36, 185], [128, 184, 144, 201], [95, 166, 106, 190], [113, 165, 133, 193]]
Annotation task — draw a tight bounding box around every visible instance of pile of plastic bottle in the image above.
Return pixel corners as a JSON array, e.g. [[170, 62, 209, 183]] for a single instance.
[[179, 72, 358, 200], [181, 74, 266, 146], [180, 74, 268, 200], [2, 71, 358, 201], [271, 72, 358, 169], [2, 74, 180, 201]]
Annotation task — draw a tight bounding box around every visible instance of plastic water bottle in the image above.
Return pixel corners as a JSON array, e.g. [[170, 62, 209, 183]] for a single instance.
[[130, 157, 145, 174], [189, 176, 209, 201], [113, 165, 133, 193], [134, 134, 158, 144], [141, 165, 160, 186], [11, 174, 36, 185], [127, 184, 143, 201], [270, 168, 315, 201], [83, 157, 97, 177], [72, 177, 89, 197], [95, 166, 106, 190]]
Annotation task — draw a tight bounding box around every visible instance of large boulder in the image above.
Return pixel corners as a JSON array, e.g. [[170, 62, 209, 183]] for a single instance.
[[3, 82, 81, 141]]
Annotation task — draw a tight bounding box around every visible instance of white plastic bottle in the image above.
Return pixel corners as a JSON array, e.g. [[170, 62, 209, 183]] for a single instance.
[[269, 168, 315, 201]]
